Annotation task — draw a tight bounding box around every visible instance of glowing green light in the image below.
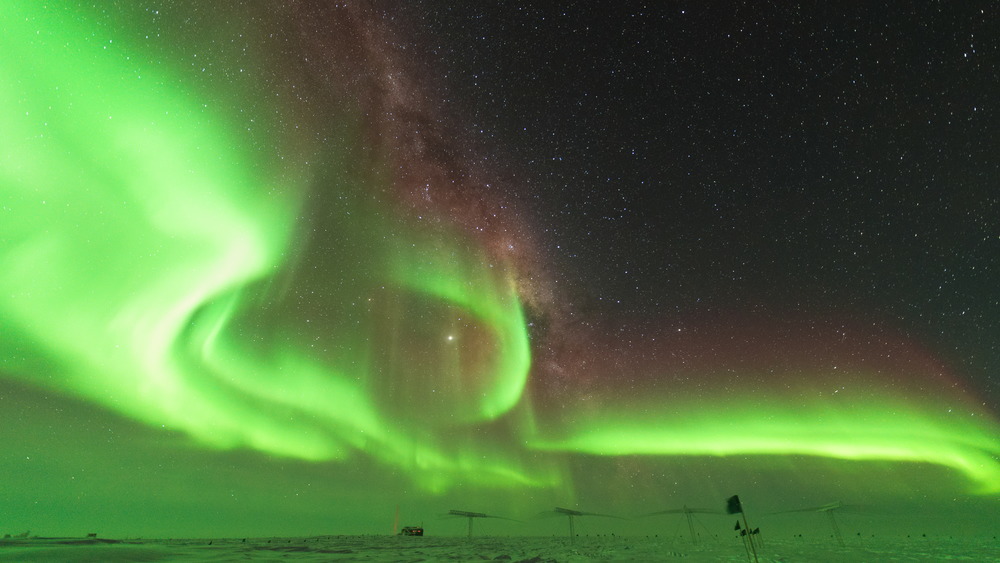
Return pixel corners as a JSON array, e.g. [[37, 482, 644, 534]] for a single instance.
[[0, 2, 541, 492], [530, 373, 1000, 494]]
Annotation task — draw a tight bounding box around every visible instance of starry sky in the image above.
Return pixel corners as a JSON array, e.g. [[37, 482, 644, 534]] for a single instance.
[[2, 1, 998, 539]]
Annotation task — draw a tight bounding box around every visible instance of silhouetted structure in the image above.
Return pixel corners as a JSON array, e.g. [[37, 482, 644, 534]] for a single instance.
[[537, 507, 623, 544], [448, 509, 519, 538], [727, 495, 759, 563], [644, 505, 721, 544], [399, 526, 423, 536], [770, 501, 853, 547]]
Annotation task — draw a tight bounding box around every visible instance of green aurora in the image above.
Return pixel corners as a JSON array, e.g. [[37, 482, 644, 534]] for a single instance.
[[1, 2, 998, 538], [0, 1, 539, 492]]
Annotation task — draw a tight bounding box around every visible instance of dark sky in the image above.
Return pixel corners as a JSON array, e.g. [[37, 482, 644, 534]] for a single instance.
[[1, 1, 998, 539], [411, 1, 999, 395]]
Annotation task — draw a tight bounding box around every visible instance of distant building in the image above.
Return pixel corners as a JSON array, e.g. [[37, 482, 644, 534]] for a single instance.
[[399, 526, 423, 536]]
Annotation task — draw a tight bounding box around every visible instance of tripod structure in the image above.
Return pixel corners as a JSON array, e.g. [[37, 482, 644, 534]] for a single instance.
[[644, 505, 721, 544], [546, 507, 622, 543], [771, 501, 850, 547], [447, 509, 518, 538]]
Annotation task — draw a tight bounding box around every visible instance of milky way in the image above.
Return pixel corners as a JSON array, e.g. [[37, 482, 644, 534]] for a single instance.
[[1, 1, 997, 538]]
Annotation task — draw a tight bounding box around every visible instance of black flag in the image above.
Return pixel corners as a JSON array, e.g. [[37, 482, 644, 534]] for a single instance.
[[734, 520, 741, 531], [726, 495, 743, 514]]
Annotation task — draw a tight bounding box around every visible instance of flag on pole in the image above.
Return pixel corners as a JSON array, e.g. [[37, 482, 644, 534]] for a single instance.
[[726, 495, 743, 514], [734, 520, 741, 531]]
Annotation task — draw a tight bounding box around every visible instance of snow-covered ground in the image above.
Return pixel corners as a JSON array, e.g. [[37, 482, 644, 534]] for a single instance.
[[2, 534, 997, 562]]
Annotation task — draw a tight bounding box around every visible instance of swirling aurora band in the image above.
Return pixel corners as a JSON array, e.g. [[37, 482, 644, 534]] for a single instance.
[[1, 1, 998, 506], [0, 2, 537, 492]]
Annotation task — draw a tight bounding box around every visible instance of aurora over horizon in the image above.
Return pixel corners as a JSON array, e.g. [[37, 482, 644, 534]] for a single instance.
[[2, 1, 999, 539]]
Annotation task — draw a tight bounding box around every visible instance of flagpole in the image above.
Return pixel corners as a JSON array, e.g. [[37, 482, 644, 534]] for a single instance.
[[742, 512, 759, 563], [728, 495, 758, 563], [735, 520, 751, 562]]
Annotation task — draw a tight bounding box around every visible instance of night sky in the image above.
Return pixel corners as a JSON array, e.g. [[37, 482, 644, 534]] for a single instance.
[[2, 1, 998, 539]]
